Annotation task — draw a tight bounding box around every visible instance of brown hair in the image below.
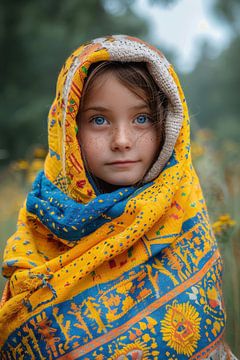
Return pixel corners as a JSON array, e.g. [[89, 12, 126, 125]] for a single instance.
[[78, 61, 167, 146]]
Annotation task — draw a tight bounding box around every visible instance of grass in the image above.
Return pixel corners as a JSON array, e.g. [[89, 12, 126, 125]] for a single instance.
[[192, 128, 240, 356]]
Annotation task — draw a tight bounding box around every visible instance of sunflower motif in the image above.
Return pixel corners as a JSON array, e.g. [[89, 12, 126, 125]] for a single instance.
[[111, 340, 151, 360], [161, 301, 201, 356]]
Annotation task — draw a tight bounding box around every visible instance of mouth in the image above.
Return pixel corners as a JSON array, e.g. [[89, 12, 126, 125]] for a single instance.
[[106, 160, 140, 169], [107, 160, 139, 165]]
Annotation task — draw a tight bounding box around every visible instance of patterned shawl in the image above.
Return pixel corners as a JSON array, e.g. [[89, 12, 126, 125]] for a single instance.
[[0, 35, 231, 359]]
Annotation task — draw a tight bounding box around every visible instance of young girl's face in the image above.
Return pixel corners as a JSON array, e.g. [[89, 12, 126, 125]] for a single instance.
[[77, 71, 161, 187]]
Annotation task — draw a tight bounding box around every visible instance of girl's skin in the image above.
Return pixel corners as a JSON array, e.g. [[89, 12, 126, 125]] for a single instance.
[[77, 71, 161, 189]]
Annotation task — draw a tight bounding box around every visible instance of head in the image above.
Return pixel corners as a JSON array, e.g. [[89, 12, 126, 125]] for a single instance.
[[77, 61, 167, 192]]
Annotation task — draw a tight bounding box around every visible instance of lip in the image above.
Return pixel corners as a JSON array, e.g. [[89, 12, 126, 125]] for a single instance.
[[107, 160, 139, 165], [106, 160, 140, 168]]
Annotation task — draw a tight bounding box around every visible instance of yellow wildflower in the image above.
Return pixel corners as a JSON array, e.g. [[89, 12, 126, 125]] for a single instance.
[[12, 159, 29, 171], [212, 214, 236, 236], [33, 146, 47, 159], [191, 141, 205, 159]]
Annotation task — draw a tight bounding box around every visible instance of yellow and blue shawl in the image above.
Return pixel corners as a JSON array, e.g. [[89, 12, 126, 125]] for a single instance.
[[0, 35, 229, 359]]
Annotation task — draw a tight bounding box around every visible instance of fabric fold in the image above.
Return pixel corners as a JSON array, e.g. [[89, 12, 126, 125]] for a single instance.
[[0, 35, 231, 359]]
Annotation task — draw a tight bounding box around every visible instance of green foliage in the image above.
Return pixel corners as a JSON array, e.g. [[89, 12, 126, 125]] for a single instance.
[[181, 36, 240, 148], [211, 0, 240, 34], [0, 0, 148, 162]]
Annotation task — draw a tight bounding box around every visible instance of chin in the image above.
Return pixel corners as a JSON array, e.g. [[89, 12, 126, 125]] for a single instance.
[[108, 177, 140, 187]]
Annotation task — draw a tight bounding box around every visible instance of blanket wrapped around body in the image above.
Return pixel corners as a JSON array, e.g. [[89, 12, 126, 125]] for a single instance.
[[0, 35, 232, 359]]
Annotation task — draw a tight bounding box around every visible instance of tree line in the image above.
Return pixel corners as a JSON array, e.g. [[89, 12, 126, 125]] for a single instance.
[[0, 0, 239, 163]]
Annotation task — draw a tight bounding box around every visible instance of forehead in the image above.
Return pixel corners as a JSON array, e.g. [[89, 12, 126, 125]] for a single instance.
[[82, 71, 149, 108]]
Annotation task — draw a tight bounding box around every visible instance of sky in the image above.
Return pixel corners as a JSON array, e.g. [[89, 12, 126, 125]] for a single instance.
[[133, 0, 231, 71]]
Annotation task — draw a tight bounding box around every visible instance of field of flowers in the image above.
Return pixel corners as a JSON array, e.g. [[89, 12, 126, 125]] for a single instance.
[[0, 132, 239, 355], [191, 129, 240, 354]]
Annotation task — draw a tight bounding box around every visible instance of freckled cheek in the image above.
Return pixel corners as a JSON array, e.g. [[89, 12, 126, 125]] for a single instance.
[[81, 136, 107, 161], [80, 131, 103, 148], [149, 130, 161, 146], [138, 132, 159, 147], [138, 133, 160, 161]]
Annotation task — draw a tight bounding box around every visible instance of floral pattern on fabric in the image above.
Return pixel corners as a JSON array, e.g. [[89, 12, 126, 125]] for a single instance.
[[0, 35, 229, 359]]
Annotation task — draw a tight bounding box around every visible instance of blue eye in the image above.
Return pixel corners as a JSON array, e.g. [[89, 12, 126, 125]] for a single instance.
[[135, 115, 150, 124], [92, 116, 107, 125]]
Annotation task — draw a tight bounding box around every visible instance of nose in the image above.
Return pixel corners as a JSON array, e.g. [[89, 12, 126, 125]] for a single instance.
[[111, 124, 133, 151]]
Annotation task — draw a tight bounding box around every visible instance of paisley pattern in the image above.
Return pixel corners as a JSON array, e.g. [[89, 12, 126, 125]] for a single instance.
[[0, 35, 231, 359]]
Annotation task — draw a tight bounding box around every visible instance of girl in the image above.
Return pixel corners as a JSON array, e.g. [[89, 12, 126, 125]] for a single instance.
[[0, 35, 236, 359]]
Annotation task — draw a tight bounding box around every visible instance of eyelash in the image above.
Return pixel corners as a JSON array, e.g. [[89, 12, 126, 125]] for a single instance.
[[90, 114, 152, 126]]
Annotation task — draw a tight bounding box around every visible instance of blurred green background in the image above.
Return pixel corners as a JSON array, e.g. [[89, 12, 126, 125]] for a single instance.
[[0, 0, 239, 355]]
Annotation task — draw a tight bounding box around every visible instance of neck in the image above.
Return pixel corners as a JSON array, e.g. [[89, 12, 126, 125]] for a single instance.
[[95, 178, 125, 193]]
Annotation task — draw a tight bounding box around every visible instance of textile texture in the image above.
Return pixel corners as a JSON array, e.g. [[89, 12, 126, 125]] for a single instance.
[[0, 35, 228, 359]]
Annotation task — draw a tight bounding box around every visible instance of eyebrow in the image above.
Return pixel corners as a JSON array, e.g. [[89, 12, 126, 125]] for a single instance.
[[82, 104, 150, 113]]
